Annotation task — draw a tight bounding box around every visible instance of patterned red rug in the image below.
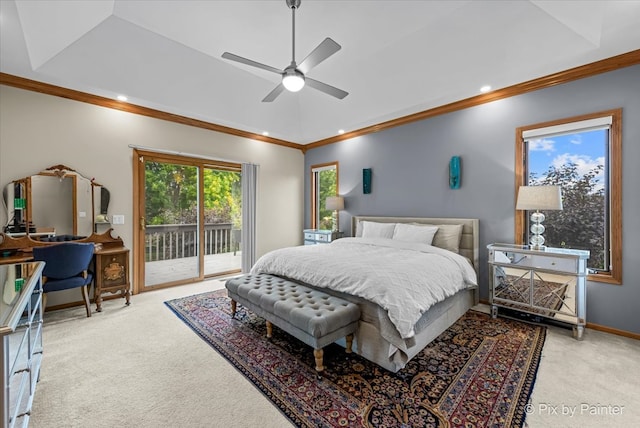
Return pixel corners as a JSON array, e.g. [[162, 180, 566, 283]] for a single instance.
[[165, 289, 546, 428]]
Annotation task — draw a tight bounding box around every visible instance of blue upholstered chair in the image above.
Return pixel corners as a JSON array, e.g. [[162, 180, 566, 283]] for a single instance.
[[33, 242, 95, 317]]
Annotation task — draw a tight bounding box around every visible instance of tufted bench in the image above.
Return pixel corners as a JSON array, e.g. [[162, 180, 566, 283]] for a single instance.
[[225, 273, 360, 372]]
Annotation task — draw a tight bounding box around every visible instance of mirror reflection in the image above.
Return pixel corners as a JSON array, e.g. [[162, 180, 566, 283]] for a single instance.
[[2, 165, 110, 239]]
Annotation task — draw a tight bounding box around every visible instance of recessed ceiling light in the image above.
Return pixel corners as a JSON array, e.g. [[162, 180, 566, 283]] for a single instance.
[[117, 95, 128, 101], [480, 85, 491, 93], [338, 129, 345, 134], [262, 131, 269, 136]]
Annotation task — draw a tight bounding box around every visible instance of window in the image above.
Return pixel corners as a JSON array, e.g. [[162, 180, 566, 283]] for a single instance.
[[310, 162, 338, 230], [515, 109, 622, 284]]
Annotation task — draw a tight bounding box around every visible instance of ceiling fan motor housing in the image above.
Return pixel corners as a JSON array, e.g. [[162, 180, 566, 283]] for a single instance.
[[286, 0, 301, 9]]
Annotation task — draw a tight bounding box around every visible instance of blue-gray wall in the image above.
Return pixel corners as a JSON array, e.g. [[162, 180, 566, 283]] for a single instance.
[[304, 64, 640, 335]]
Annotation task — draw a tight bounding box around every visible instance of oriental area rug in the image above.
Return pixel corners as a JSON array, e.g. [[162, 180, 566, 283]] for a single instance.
[[165, 289, 546, 428]]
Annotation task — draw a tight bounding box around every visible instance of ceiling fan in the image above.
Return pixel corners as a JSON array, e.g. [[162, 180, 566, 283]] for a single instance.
[[221, 0, 348, 102]]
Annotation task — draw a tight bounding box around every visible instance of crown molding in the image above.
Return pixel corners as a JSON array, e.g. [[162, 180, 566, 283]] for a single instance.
[[0, 72, 305, 152], [2, 49, 639, 152], [306, 49, 640, 149]]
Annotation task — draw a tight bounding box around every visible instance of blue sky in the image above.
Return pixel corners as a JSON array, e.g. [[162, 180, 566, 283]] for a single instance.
[[528, 129, 606, 186]]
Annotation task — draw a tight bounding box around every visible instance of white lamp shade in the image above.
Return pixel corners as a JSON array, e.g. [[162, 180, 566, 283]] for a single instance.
[[325, 196, 344, 211], [516, 185, 563, 211]]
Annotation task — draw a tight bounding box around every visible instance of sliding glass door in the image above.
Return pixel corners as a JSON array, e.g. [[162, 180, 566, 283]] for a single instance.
[[142, 159, 199, 287], [202, 165, 242, 277], [134, 150, 241, 290]]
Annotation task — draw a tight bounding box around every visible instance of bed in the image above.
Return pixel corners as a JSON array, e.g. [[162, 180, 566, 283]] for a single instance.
[[250, 216, 480, 372]]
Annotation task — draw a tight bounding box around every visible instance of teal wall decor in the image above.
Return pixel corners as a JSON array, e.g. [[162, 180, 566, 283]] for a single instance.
[[363, 168, 372, 194], [449, 156, 461, 189]]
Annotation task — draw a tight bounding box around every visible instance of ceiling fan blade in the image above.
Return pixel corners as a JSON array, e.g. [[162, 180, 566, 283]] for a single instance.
[[305, 77, 349, 100], [262, 83, 286, 102], [298, 38, 341, 74], [222, 52, 283, 75]]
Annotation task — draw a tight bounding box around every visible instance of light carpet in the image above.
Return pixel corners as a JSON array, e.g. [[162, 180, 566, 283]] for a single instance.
[[29, 279, 640, 427]]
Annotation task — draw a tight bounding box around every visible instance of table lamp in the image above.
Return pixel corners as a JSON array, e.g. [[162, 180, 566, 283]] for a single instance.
[[325, 196, 344, 232], [516, 185, 563, 250]]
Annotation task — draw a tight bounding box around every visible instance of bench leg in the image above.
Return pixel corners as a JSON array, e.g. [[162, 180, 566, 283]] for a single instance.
[[345, 334, 354, 353], [230, 300, 237, 317], [266, 320, 273, 338], [313, 348, 324, 372]]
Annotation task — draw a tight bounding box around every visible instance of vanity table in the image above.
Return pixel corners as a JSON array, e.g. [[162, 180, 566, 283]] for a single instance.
[[1, 261, 45, 428], [1, 165, 130, 313], [0, 230, 131, 313]]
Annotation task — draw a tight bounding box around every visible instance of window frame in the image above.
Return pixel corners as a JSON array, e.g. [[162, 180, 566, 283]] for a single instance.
[[515, 108, 622, 284], [310, 162, 339, 230]]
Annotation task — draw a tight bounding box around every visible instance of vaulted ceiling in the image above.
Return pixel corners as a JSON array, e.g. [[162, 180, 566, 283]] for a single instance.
[[2, 0, 639, 145]]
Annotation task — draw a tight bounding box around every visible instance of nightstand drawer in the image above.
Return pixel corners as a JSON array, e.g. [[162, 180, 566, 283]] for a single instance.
[[304, 232, 317, 241], [512, 253, 578, 273], [316, 233, 330, 242]]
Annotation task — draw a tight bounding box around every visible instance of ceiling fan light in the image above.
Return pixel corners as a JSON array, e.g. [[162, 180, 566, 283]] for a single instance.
[[282, 69, 305, 92]]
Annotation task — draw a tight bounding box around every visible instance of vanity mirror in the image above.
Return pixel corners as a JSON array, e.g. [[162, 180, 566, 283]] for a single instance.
[[2, 164, 110, 239]]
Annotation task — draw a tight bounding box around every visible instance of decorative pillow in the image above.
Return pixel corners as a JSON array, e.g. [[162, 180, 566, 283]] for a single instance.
[[392, 223, 438, 245], [422, 223, 464, 253], [360, 221, 396, 239]]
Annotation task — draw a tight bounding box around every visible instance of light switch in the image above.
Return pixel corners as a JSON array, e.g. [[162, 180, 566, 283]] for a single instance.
[[79, 211, 87, 218], [112, 215, 125, 225]]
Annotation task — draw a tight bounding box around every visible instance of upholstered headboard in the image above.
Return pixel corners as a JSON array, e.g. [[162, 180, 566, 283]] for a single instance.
[[350, 216, 480, 277]]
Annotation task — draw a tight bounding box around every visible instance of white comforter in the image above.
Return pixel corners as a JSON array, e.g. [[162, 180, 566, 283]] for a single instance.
[[250, 237, 477, 339]]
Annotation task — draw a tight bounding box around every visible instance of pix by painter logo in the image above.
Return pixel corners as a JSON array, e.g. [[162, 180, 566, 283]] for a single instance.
[[525, 402, 625, 417]]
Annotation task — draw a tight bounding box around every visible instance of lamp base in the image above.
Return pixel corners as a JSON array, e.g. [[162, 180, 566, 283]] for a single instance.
[[529, 244, 546, 251], [529, 210, 546, 251]]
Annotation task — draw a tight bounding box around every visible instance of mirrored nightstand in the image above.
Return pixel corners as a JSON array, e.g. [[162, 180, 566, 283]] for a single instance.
[[487, 243, 589, 339]]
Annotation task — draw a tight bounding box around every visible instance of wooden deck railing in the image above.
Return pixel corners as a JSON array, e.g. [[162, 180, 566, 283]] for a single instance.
[[145, 223, 237, 261]]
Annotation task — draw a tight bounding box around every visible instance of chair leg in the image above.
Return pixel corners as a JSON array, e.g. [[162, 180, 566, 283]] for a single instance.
[[80, 285, 92, 317]]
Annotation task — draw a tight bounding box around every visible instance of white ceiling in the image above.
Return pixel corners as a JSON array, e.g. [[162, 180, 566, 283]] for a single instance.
[[2, 0, 639, 144]]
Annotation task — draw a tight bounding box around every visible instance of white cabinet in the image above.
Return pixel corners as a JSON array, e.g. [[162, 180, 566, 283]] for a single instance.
[[303, 229, 342, 245], [487, 243, 589, 339], [1, 262, 45, 428]]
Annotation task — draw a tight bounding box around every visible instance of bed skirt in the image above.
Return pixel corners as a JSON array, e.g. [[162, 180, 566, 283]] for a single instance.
[[334, 287, 476, 372]]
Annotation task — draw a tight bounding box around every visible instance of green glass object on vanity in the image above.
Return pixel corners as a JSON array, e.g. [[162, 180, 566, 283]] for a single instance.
[[15, 277, 25, 292]]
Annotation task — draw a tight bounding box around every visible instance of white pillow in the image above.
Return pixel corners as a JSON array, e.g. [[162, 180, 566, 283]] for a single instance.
[[360, 221, 396, 239], [424, 224, 464, 253], [392, 223, 438, 244]]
